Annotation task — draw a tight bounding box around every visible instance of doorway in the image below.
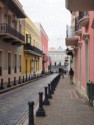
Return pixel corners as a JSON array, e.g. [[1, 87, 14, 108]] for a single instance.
[[85, 38, 89, 87]]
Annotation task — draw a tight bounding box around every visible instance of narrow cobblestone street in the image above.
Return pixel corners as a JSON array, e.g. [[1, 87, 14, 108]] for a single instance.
[[0, 74, 57, 125]]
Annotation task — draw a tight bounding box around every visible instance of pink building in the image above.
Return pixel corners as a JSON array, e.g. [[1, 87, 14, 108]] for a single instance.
[[35, 23, 49, 73], [66, 11, 94, 96]]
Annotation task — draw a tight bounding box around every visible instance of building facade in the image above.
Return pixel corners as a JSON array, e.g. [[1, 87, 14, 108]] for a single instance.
[[48, 47, 70, 72], [66, 11, 94, 96], [35, 23, 49, 73], [0, 0, 26, 83], [22, 18, 43, 78]]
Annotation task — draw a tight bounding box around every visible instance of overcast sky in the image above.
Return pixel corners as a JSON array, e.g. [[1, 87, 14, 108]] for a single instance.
[[19, 0, 71, 49]]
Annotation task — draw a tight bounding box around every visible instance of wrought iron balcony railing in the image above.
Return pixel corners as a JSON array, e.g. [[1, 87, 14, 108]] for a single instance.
[[24, 43, 43, 56], [79, 11, 88, 20], [0, 23, 24, 42], [75, 17, 80, 32]]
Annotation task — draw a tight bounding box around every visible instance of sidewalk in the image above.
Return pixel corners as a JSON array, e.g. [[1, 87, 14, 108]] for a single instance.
[[24, 76, 94, 125]]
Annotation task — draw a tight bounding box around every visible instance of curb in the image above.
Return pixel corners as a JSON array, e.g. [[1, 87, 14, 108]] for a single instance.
[[0, 75, 48, 94]]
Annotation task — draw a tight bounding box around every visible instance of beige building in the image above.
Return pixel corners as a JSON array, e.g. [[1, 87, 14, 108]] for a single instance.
[[0, 0, 26, 83]]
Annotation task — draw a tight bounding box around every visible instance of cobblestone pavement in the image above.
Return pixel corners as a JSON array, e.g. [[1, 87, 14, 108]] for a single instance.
[[0, 74, 58, 125], [34, 76, 94, 125]]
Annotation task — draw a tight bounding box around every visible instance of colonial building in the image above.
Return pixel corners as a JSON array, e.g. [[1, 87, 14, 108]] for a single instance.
[[48, 47, 70, 72], [22, 18, 43, 78], [0, 0, 26, 83], [35, 23, 49, 73], [66, 11, 94, 96]]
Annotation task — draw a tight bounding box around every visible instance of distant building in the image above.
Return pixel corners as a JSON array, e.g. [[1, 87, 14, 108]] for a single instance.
[[21, 17, 42, 77], [48, 47, 70, 72], [35, 23, 49, 73]]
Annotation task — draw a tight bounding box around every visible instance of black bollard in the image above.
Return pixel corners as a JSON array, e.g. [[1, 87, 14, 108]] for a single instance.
[[26, 75, 27, 82], [18, 76, 21, 84], [0, 79, 4, 90], [43, 87, 50, 105], [36, 92, 45, 117], [47, 84, 52, 99], [13, 77, 16, 86], [7, 78, 11, 87], [51, 82, 54, 94], [22, 76, 25, 83], [29, 75, 30, 81], [28, 101, 35, 125]]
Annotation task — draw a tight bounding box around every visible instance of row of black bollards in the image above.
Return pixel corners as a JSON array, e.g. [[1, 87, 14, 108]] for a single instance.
[[28, 74, 61, 125], [0, 74, 43, 90], [43, 87, 50, 105]]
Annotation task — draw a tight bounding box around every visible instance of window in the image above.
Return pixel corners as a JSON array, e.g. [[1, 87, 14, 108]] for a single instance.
[[14, 54, 17, 73], [8, 53, 11, 74], [26, 33, 28, 43], [30, 60, 32, 73], [26, 34, 32, 44], [19, 55, 21, 72], [54, 62, 56, 66], [0, 51, 2, 76], [19, 24, 22, 33]]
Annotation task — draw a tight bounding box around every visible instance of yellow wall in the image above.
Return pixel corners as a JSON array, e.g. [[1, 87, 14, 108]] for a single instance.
[[21, 17, 41, 75]]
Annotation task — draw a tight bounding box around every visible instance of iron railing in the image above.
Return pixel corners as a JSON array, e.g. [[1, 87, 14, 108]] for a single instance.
[[24, 43, 43, 56], [0, 23, 24, 41], [79, 11, 88, 20], [75, 16, 80, 32]]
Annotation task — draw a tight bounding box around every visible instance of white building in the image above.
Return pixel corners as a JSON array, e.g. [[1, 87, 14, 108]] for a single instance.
[[48, 47, 70, 72]]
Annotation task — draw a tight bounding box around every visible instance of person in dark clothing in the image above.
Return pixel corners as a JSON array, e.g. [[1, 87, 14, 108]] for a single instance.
[[69, 68, 74, 84]]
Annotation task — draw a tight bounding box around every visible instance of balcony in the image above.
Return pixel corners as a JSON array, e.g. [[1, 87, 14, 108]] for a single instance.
[[65, 26, 79, 46], [78, 11, 89, 27], [75, 17, 82, 36], [65, 0, 94, 11], [1, 0, 26, 18], [24, 43, 43, 57], [83, 33, 90, 41], [0, 23, 25, 45]]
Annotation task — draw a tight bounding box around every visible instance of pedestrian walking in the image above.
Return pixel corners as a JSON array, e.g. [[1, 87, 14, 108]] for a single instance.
[[61, 69, 65, 78], [69, 68, 74, 84]]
